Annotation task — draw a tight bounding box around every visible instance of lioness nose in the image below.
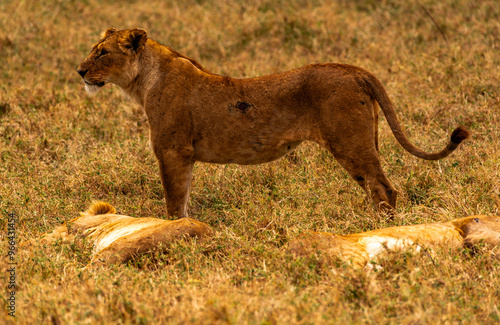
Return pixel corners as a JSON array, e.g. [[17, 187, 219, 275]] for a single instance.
[[77, 68, 88, 78]]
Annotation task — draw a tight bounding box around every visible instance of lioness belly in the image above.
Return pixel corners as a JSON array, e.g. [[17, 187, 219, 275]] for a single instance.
[[193, 139, 302, 165]]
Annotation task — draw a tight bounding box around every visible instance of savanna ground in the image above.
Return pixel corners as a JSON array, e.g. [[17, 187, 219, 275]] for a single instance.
[[0, 0, 499, 323]]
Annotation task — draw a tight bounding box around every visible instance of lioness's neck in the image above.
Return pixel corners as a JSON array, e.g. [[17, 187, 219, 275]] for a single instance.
[[122, 40, 209, 107], [121, 41, 161, 106]]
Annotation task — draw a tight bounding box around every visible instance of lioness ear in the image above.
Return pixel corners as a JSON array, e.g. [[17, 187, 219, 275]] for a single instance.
[[119, 28, 148, 55], [102, 27, 117, 39]]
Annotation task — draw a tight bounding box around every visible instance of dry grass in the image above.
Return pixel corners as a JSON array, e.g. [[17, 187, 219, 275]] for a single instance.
[[1, 0, 499, 323]]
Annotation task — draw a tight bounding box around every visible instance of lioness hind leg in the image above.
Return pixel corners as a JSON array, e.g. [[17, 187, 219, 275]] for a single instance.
[[155, 149, 194, 218], [326, 142, 397, 213], [365, 172, 398, 214], [345, 160, 397, 213]]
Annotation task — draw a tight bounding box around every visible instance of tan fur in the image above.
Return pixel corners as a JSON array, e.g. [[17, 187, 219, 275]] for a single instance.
[[289, 215, 500, 269], [77, 28, 469, 217], [42, 202, 213, 265]]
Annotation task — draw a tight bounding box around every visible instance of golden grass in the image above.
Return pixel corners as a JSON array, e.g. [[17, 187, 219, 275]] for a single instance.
[[0, 0, 499, 323]]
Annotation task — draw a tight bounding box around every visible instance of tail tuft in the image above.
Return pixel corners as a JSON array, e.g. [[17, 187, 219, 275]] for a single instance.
[[82, 201, 117, 216], [450, 126, 470, 144]]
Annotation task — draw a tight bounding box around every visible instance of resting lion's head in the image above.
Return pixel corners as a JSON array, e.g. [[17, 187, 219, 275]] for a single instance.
[[77, 28, 148, 93]]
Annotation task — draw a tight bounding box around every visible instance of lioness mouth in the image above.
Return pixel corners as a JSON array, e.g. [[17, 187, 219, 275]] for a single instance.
[[84, 80, 105, 87]]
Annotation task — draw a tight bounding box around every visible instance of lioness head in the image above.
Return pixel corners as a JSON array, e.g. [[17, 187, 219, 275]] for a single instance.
[[77, 28, 148, 93]]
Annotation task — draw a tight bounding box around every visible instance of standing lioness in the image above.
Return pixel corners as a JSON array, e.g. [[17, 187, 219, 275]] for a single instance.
[[77, 28, 469, 218]]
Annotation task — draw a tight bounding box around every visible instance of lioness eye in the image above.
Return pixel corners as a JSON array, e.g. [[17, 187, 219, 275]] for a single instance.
[[98, 49, 108, 58]]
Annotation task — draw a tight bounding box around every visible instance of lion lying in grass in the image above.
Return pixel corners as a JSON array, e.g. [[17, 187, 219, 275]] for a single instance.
[[77, 28, 469, 217], [289, 215, 500, 268], [45, 202, 499, 269], [43, 202, 213, 265]]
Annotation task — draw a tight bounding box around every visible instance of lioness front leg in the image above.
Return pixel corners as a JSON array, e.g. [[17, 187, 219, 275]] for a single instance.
[[155, 149, 194, 218]]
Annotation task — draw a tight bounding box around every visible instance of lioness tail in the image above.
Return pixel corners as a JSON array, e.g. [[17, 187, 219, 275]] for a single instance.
[[365, 74, 470, 160]]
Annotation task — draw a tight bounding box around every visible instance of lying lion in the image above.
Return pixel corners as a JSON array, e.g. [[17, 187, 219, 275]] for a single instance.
[[289, 215, 500, 268], [45, 202, 499, 269], [43, 202, 213, 265], [77, 28, 469, 217]]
